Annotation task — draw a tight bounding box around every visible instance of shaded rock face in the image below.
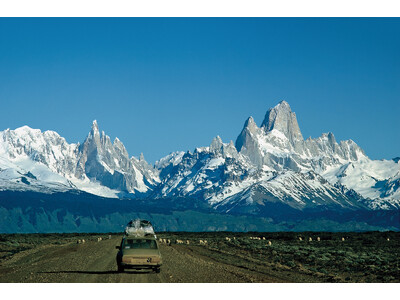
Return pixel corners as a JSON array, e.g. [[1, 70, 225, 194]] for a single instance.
[[75, 120, 159, 193], [261, 100, 304, 144]]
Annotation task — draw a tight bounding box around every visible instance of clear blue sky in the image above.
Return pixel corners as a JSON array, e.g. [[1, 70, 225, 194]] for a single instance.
[[0, 18, 399, 163]]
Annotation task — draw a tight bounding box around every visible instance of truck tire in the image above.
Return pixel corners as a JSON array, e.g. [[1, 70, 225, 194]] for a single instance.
[[118, 264, 124, 273]]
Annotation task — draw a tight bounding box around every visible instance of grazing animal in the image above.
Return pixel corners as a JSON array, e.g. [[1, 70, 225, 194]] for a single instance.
[[342, 237, 345, 242], [317, 237, 321, 242], [267, 241, 272, 246], [387, 238, 390, 241], [299, 237, 303, 241], [108, 235, 112, 239], [262, 237, 266, 240], [186, 240, 190, 245], [82, 239, 85, 243], [77, 239, 81, 244], [309, 237, 312, 242], [225, 237, 231, 242]]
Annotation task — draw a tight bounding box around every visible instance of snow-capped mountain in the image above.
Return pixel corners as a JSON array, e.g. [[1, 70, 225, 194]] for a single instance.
[[0, 121, 159, 198], [236, 101, 366, 172], [0, 101, 398, 216], [154, 101, 399, 212]]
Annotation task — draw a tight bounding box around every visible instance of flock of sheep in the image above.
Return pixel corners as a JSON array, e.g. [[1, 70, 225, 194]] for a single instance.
[[76, 235, 391, 245], [157, 235, 391, 247], [76, 235, 112, 244]]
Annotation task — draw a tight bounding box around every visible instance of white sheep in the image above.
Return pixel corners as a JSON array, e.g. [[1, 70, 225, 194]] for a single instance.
[[77, 239, 81, 244], [82, 239, 85, 243], [298, 237, 303, 241], [267, 240, 272, 246], [186, 240, 190, 245], [262, 237, 266, 240], [317, 237, 321, 242], [309, 237, 312, 242], [387, 238, 390, 241], [341, 237, 345, 242]]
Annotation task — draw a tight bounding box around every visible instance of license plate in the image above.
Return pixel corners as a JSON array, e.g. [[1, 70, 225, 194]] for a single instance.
[[131, 258, 149, 264]]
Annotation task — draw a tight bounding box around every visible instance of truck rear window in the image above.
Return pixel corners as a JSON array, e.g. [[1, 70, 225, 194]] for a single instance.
[[123, 239, 157, 249]]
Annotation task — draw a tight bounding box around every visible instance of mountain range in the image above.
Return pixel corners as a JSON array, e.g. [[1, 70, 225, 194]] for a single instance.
[[0, 101, 399, 232]]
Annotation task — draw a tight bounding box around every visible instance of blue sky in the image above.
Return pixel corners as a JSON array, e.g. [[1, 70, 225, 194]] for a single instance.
[[0, 18, 399, 163]]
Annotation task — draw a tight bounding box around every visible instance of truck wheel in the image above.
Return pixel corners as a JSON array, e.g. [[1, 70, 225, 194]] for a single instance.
[[118, 265, 124, 273]]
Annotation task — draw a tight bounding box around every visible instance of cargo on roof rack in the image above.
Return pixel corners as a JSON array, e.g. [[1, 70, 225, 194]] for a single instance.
[[124, 219, 156, 237]]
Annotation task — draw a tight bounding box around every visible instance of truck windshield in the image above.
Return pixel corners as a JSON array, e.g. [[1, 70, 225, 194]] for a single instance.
[[123, 239, 157, 249]]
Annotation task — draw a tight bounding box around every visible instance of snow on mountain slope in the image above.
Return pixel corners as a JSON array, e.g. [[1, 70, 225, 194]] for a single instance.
[[0, 121, 160, 198], [155, 151, 185, 170], [153, 134, 366, 214], [154, 100, 398, 212], [0, 156, 75, 194], [213, 170, 365, 215], [322, 159, 400, 208], [231, 101, 399, 206]]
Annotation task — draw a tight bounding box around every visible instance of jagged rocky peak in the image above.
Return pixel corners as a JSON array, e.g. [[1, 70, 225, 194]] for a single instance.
[[113, 137, 129, 158], [235, 116, 260, 152], [261, 100, 303, 144], [210, 136, 223, 152], [74, 120, 159, 193], [90, 120, 101, 139], [92, 119, 99, 131], [209, 136, 239, 158], [243, 116, 258, 133]]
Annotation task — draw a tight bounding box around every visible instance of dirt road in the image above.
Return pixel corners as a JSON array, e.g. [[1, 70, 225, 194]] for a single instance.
[[0, 236, 300, 283]]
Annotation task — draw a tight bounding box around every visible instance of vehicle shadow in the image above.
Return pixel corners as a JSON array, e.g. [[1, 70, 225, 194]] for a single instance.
[[39, 270, 154, 275]]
